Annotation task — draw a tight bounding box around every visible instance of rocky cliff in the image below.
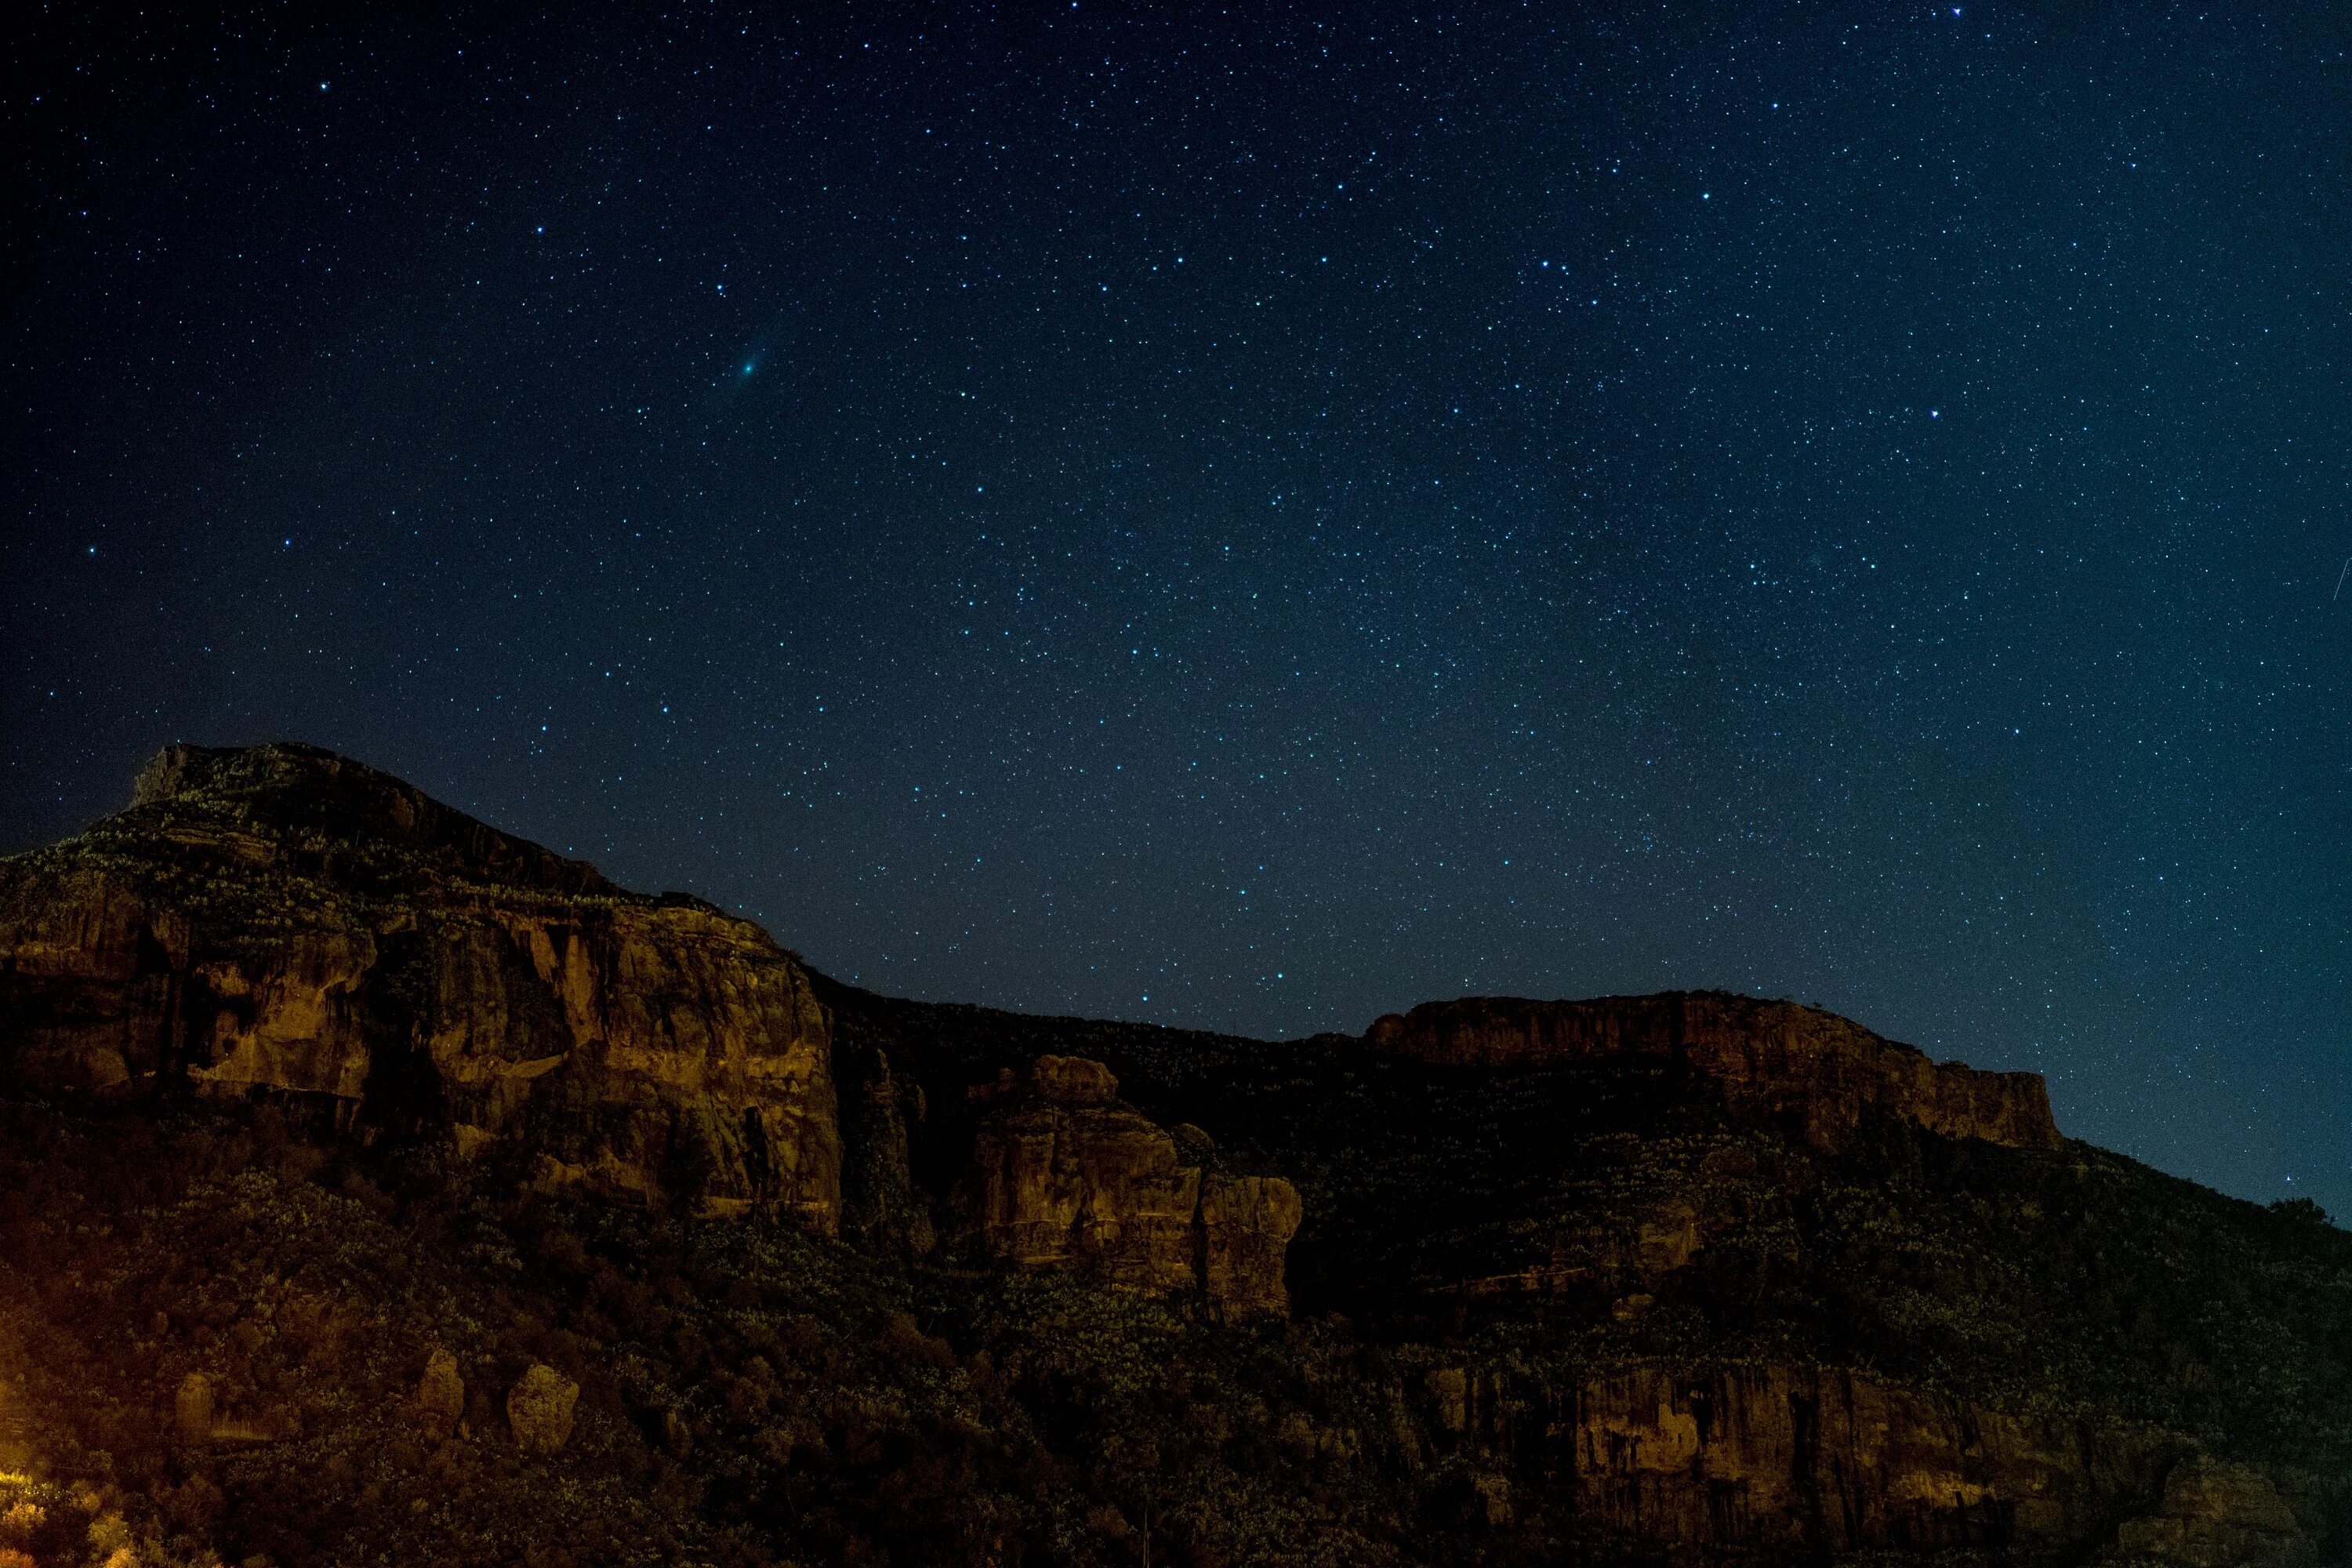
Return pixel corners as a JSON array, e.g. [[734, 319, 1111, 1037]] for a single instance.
[[1367, 991, 2062, 1152], [824, 981, 2350, 1568], [0, 743, 2343, 1568], [953, 1054, 1301, 1316], [1414, 1357, 2195, 1556], [0, 742, 838, 1225]]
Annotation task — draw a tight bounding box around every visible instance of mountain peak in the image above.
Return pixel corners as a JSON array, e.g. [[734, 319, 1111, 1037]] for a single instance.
[[123, 739, 614, 897]]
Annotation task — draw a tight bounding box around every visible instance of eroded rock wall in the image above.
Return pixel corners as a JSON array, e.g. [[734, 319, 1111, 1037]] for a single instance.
[[0, 861, 195, 1095], [0, 743, 839, 1228], [954, 1054, 1301, 1316], [1367, 992, 2061, 1151], [1415, 1357, 2181, 1559]]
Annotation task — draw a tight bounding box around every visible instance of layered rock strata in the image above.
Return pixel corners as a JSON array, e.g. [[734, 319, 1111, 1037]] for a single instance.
[[1423, 1359, 2184, 1557], [1367, 992, 2061, 1151], [0, 743, 839, 1225], [954, 1054, 1301, 1316]]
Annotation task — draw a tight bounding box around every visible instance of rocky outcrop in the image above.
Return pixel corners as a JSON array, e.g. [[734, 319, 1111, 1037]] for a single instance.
[[838, 1044, 935, 1258], [5, 742, 2345, 1568], [413, 1349, 466, 1439], [2112, 1458, 2315, 1568], [1417, 1358, 2181, 1559], [506, 1365, 579, 1454], [174, 1374, 215, 1446], [953, 1054, 1301, 1316], [0, 743, 839, 1227], [1367, 993, 2061, 1151], [1198, 1171, 1301, 1315]]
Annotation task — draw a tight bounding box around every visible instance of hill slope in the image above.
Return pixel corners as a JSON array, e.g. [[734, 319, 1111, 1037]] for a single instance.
[[0, 743, 2343, 1568]]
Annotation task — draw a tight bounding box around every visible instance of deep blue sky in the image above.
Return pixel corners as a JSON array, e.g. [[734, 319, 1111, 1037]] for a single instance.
[[5, 2, 2348, 1220]]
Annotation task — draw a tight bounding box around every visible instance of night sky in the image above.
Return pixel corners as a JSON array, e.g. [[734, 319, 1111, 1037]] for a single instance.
[[5, 4, 2348, 1220]]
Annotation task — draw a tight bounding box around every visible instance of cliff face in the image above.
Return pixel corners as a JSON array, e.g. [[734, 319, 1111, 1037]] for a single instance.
[[1418, 1359, 2185, 1555], [0, 743, 838, 1225], [953, 1054, 1301, 1316], [2114, 1458, 2318, 1568], [3, 744, 2345, 1568], [1366, 992, 2061, 1152]]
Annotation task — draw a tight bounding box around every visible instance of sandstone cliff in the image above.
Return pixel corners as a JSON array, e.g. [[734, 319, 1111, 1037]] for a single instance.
[[952, 1054, 1301, 1316], [3, 744, 2343, 1568], [1413, 1356, 2187, 1556], [1366, 991, 2061, 1151], [0, 742, 839, 1225]]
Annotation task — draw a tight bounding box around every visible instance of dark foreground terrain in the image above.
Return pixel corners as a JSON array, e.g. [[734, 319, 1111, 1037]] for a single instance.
[[0, 743, 2344, 1568]]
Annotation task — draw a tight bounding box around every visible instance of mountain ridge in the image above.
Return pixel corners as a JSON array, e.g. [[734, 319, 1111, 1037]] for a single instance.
[[0, 741, 2343, 1568]]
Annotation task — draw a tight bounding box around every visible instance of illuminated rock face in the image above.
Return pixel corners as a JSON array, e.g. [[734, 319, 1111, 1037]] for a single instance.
[[953, 1054, 1301, 1316], [1366, 993, 2062, 1152], [5, 744, 2345, 1568], [1421, 1360, 2184, 1556], [0, 743, 839, 1229], [506, 1365, 580, 1455]]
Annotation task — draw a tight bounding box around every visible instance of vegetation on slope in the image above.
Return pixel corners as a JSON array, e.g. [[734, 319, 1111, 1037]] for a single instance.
[[2, 750, 2347, 1566]]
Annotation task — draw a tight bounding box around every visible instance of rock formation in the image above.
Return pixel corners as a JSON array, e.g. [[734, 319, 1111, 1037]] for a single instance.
[[1366, 992, 2061, 1151], [953, 1054, 1301, 1316], [1416, 1359, 2189, 1556], [837, 1043, 935, 1258], [2112, 1458, 2316, 1568], [4, 742, 2343, 1568], [506, 1365, 579, 1454], [413, 1349, 465, 1439], [173, 1374, 214, 1446], [0, 742, 839, 1225]]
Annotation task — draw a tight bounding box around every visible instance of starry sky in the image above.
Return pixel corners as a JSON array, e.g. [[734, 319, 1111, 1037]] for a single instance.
[[5, 2, 2349, 1219]]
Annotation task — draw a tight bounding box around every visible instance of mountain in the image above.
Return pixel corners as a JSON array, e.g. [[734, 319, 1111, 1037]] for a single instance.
[[0, 742, 2343, 1568]]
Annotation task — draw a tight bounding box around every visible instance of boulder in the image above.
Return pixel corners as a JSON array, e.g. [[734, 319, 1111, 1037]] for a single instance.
[[413, 1348, 465, 1438], [2114, 1457, 2314, 1568], [506, 1365, 579, 1454], [1029, 1054, 1119, 1104]]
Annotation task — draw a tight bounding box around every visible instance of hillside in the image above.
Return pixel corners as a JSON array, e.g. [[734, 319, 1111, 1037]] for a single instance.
[[0, 743, 2343, 1568]]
